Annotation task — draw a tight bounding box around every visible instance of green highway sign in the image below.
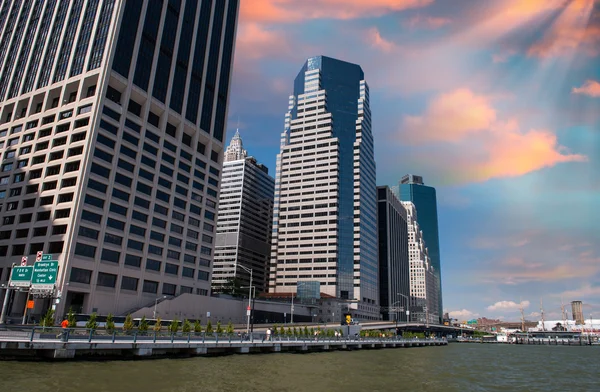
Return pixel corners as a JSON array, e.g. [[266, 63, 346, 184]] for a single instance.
[[41, 254, 52, 261], [9, 266, 33, 287], [31, 261, 59, 290]]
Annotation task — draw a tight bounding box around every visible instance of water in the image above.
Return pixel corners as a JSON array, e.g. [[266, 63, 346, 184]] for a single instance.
[[0, 344, 597, 391]]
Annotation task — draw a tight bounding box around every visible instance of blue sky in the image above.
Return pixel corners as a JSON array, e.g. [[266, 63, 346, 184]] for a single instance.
[[225, 0, 600, 321]]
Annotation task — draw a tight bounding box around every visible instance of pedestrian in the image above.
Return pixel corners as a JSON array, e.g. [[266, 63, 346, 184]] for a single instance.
[[58, 318, 69, 341], [266, 328, 272, 341]]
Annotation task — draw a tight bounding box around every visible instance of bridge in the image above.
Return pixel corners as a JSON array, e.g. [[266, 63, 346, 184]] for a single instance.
[[0, 326, 447, 360]]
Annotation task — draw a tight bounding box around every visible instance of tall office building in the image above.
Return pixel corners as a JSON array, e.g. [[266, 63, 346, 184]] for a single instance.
[[571, 301, 584, 325], [0, 0, 240, 319], [398, 174, 443, 322], [376, 186, 409, 322], [269, 56, 379, 320], [402, 201, 439, 324], [212, 130, 274, 294]]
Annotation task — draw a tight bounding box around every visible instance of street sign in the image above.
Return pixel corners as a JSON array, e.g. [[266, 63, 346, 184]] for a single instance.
[[36, 251, 43, 262], [41, 254, 52, 261], [9, 266, 33, 287], [20, 256, 28, 266], [31, 260, 59, 290]]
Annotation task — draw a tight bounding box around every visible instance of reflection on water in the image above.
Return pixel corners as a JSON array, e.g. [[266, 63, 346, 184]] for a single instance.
[[0, 344, 597, 392]]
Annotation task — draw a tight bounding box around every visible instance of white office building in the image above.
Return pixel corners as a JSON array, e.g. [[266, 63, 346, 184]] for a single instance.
[[401, 201, 439, 324], [0, 0, 240, 320], [268, 56, 379, 320], [212, 130, 274, 294]]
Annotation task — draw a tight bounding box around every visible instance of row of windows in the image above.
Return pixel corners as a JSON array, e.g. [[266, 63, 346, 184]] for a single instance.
[[70, 267, 208, 294], [0, 240, 64, 257]]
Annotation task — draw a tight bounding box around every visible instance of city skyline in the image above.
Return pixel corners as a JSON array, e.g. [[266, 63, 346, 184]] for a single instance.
[[225, 0, 600, 321]]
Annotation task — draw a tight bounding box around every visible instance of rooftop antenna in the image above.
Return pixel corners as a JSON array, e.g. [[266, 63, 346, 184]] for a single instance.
[[540, 298, 545, 331]]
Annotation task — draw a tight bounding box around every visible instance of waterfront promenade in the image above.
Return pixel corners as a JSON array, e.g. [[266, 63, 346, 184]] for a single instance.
[[0, 327, 447, 360]]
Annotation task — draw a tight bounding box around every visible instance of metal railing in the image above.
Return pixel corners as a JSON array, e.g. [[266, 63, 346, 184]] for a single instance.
[[0, 326, 447, 345]]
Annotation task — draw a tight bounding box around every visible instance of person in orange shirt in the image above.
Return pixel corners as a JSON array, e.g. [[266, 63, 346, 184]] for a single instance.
[[61, 319, 69, 329]]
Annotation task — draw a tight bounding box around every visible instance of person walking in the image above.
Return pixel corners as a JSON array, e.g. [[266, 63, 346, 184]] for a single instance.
[[58, 318, 69, 341]]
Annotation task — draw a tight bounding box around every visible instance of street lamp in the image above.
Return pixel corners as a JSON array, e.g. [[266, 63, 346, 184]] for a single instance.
[[396, 293, 409, 323], [233, 263, 253, 334], [153, 295, 167, 319]]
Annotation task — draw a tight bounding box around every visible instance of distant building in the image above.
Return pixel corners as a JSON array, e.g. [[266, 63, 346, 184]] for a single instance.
[[376, 186, 410, 322], [571, 301, 584, 325], [402, 201, 439, 325], [268, 56, 379, 320], [398, 174, 443, 322], [212, 131, 274, 294]]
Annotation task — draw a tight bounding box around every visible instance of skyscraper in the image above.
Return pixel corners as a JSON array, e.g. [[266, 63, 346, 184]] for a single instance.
[[0, 0, 239, 319], [212, 130, 274, 294], [269, 56, 379, 320], [377, 186, 409, 322], [402, 201, 439, 325], [398, 174, 443, 323]]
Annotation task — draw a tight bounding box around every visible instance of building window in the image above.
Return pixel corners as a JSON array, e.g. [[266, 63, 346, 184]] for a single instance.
[[97, 272, 117, 288], [70, 268, 92, 284]]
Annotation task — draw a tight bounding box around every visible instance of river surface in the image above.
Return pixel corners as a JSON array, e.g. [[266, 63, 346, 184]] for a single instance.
[[0, 344, 597, 391]]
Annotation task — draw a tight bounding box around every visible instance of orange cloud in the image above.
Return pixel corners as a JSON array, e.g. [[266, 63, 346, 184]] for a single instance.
[[403, 89, 497, 143], [366, 28, 396, 53], [572, 79, 600, 97], [527, 0, 599, 57], [240, 0, 434, 23], [400, 89, 587, 182], [405, 15, 451, 29], [235, 23, 290, 60]]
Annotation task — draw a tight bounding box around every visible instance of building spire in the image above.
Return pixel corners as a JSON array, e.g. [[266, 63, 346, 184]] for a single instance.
[[224, 128, 247, 162]]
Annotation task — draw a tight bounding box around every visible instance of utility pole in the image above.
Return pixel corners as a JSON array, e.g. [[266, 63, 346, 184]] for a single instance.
[[561, 298, 567, 330]]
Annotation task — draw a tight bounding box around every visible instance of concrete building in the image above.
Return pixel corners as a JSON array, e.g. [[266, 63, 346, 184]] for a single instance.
[[401, 201, 439, 325], [268, 56, 379, 320], [212, 130, 274, 295], [376, 186, 409, 322], [0, 0, 240, 320], [571, 301, 584, 325], [398, 174, 443, 323]]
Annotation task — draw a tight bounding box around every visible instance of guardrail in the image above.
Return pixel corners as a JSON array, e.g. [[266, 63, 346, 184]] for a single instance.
[[0, 325, 447, 345]]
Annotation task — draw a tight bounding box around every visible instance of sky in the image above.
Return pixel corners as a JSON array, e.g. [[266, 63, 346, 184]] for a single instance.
[[225, 0, 600, 322]]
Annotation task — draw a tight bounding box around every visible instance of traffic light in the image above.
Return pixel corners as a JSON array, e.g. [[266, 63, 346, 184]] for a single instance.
[[344, 313, 352, 325]]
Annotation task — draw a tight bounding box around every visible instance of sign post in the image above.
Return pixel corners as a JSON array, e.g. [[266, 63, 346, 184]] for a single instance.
[[31, 260, 59, 291], [9, 266, 34, 287]]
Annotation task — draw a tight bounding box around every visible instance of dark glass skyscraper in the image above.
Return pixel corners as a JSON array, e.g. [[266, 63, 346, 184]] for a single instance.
[[398, 174, 443, 322], [270, 56, 379, 319]]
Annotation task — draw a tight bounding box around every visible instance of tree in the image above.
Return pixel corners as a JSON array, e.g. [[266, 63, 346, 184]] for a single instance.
[[286, 327, 292, 336], [310, 328, 315, 336], [193, 320, 202, 334], [169, 319, 180, 333], [226, 321, 234, 334], [304, 326, 309, 337], [123, 314, 135, 332], [138, 316, 149, 333], [216, 321, 223, 334], [293, 327, 298, 336], [221, 277, 245, 297], [182, 319, 192, 333], [85, 313, 98, 330], [153, 317, 162, 332], [206, 320, 213, 333], [39, 308, 55, 329], [280, 326, 285, 335], [67, 308, 76, 328], [273, 324, 279, 335], [105, 314, 115, 333]]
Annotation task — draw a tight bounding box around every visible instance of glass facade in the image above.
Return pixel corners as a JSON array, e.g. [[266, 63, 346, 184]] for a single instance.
[[399, 177, 443, 322]]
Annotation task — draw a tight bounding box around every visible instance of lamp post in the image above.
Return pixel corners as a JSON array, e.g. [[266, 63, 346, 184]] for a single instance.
[[233, 264, 253, 334], [396, 293, 409, 323], [153, 295, 167, 319]]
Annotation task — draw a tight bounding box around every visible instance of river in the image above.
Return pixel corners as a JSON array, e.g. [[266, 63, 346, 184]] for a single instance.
[[0, 344, 597, 391]]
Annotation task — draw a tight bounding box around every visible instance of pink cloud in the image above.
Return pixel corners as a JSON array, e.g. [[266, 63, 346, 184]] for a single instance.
[[235, 23, 291, 61], [398, 88, 587, 183], [572, 80, 600, 97], [240, 0, 434, 24], [366, 28, 396, 53], [405, 15, 452, 29]]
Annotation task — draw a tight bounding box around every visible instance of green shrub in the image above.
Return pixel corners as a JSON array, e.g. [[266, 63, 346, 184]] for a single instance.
[[138, 316, 149, 333], [105, 314, 115, 333], [123, 314, 135, 332], [85, 313, 98, 330], [182, 319, 192, 333], [169, 319, 180, 333]]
